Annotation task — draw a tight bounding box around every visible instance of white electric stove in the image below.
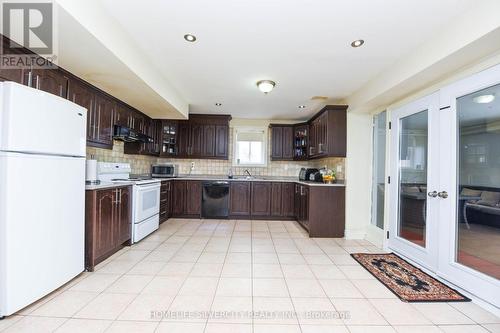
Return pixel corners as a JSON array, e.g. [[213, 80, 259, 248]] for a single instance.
[[97, 162, 162, 243]]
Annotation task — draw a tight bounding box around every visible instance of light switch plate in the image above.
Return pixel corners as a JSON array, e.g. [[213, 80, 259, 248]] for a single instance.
[[336, 165, 342, 173]]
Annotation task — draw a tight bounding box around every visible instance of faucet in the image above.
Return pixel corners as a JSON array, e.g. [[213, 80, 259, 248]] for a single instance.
[[244, 169, 252, 179]]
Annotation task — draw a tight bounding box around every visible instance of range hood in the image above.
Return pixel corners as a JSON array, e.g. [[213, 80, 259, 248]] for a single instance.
[[113, 125, 153, 143]]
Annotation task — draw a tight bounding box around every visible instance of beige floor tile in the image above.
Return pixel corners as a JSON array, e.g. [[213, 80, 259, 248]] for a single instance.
[[319, 280, 364, 298], [166, 295, 214, 322], [329, 255, 358, 265], [438, 325, 489, 332], [331, 298, 387, 326], [178, 277, 219, 296], [253, 297, 297, 324], [105, 274, 154, 294], [300, 324, 350, 333], [155, 321, 205, 332], [74, 293, 136, 320], [97, 260, 138, 274], [197, 252, 227, 263], [141, 276, 185, 295], [303, 254, 334, 265], [221, 263, 252, 278], [393, 326, 444, 333], [483, 324, 500, 333], [450, 302, 500, 324], [253, 253, 280, 264], [292, 297, 342, 325], [209, 296, 253, 323], [0, 315, 23, 331], [3, 316, 66, 333], [281, 265, 315, 279], [369, 299, 432, 325], [105, 320, 158, 333], [225, 252, 252, 264], [54, 318, 111, 333], [286, 279, 327, 297], [30, 291, 97, 317], [347, 326, 396, 333], [254, 324, 303, 332], [126, 261, 166, 275], [253, 264, 284, 278], [190, 263, 224, 277], [351, 279, 397, 299], [413, 303, 475, 325], [253, 278, 290, 297], [309, 265, 346, 279], [205, 322, 252, 333], [115, 250, 151, 262], [118, 294, 174, 321], [69, 273, 121, 293], [337, 266, 374, 279], [278, 254, 307, 265], [216, 278, 252, 297], [143, 250, 176, 262], [157, 262, 194, 276]]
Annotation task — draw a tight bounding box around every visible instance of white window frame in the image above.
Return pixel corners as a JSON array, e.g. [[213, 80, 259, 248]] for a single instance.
[[233, 126, 268, 167]]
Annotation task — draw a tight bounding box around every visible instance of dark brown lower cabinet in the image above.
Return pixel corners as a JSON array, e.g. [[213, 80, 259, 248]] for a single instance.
[[160, 180, 172, 223], [281, 182, 295, 217], [251, 182, 271, 217], [85, 186, 131, 271], [171, 180, 202, 217], [229, 182, 251, 217], [271, 183, 283, 217]]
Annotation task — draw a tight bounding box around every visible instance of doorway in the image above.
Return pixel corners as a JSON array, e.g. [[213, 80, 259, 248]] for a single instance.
[[388, 64, 500, 308]]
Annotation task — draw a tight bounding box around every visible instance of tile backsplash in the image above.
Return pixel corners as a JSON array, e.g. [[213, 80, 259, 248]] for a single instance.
[[86, 130, 345, 180]]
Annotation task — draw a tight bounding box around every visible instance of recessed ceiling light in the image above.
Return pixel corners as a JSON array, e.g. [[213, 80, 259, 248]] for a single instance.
[[351, 39, 364, 48], [184, 34, 197, 42], [473, 94, 495, 104], [298, 105, 306, 109], [256, 80, 276, 94], [215, 103, 222, 106]]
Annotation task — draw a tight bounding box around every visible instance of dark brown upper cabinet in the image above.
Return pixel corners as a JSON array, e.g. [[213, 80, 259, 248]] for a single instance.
[[31, 68, 68, 98], [68, 78, 95, 142], [308, 106, 347, 158], [270, 125, 294, 161], [271, 105, 347, 160], [92, 93, 115, 147], [171, 115, 231, 160]]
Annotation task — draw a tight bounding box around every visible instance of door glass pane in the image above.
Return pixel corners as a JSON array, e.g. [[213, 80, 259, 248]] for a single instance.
[[398, 110, 428, 247], [456, 84, 500, 279], [371, 111, 386, 229]]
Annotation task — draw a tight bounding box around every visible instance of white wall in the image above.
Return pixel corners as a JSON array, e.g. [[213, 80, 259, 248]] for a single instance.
[[344, 113, 372, 239]]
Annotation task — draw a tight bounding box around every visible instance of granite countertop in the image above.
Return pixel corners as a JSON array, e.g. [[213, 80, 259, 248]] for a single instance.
[[157, 175, 345, 187], [85, 181, 134, 190]]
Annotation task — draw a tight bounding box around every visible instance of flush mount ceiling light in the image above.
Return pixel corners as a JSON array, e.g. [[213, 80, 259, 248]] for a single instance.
[[473, 94, 495, 104], [351, 39, 364, 48], [298, 105, 306, 109], [256, 80, 276, 94], [215, 102, 222, 106], [183, 34, 197, 42]]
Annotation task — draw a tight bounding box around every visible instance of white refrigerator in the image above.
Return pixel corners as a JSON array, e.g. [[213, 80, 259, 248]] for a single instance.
[[0, 82, 87, 317]]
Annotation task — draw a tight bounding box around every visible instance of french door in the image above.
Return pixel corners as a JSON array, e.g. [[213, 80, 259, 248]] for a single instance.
[[389, 64, 500, 308], [389, 92, 441, 272]]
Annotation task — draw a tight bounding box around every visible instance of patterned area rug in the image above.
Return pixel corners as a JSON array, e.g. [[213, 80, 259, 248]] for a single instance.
[[351, 253, 470, 302]]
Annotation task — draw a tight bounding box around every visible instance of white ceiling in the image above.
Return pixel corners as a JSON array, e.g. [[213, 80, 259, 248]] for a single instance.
[[99, 0, 476, 120]]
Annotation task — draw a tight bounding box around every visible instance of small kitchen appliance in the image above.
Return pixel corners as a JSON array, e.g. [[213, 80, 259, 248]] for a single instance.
[[151, 163, 178, 178], [299, 168, 319, 181]]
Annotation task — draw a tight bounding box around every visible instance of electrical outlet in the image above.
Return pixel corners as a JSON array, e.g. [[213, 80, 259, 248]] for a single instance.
[[190, 162, 195, 169], [336, 165, 342, 173]]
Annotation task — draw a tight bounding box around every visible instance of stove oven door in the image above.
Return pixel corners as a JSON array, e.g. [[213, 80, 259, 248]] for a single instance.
[[134, 182, 161, 223]]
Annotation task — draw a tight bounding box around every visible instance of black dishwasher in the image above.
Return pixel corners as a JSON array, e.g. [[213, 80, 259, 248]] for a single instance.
[[202, 181, 230, 218]]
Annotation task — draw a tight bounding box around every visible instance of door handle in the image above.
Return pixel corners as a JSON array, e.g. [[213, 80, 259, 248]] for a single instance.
[[438, 191, 448, 199], [427, 191, 438, 198]]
